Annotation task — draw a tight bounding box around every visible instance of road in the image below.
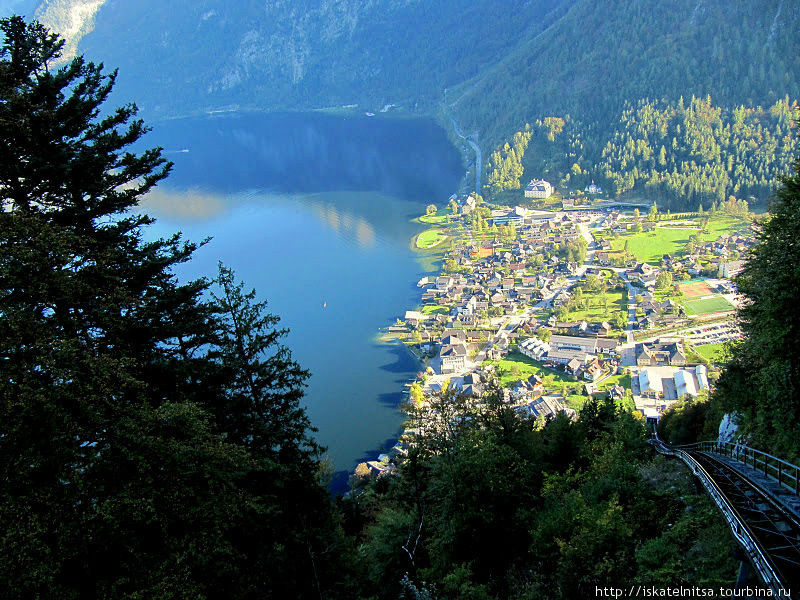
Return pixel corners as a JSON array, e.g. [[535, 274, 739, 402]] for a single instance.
[[451, 117, 482, 193]]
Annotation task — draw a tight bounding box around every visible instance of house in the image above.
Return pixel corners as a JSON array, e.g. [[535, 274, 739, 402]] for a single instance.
[[566, 357, 584, 376], [440, 330, 467, 344], [461, 383, 482, 397], [719, 259, 746, 279], [595, 337, 620, 355], [627, 262, 659, 283], [519, 337, 550, 360], [517, 394, 570, 420], [440, 341, 469, 374], [524, 179, 554, 199], [487, 274, 503, 290], [637, 315, 657, 330], [455, 296, 478, 315], [584, 358, 604, 381], [436, 276, 455, 291], [674, 369, 699, 398], [490, 291, 505, 305], [695, 364, 709, 390], [463, 372, 482, 386], [453, 313, 477, 326], [461, 195, 477, 215], [638, 370, 664, 399], [585, 181, 603, 195], [486, 344, 508, 360], [552, 289, 572, 307], [635, 339, 686, 366], [596, 252, 612, 265]]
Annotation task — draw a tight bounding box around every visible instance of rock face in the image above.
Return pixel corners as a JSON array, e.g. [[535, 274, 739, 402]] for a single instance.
[[70, 0, 571, 118], [20, 0, 800, 150], [718, 412, 739, 445], [34, 0, 107, 62]]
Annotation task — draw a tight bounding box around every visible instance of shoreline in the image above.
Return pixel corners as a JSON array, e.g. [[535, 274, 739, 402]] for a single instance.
[[349, 197, 467, 492]]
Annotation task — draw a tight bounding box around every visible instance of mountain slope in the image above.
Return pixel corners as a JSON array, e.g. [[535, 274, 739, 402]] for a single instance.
[[15, 0, 799, 204], [450, 0, 800, 148], [74, 0, 573, 117], [23, 2, 797, 138]]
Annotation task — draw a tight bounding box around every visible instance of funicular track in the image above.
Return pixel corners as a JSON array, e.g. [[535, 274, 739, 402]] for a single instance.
[[652, 437, 800, 597]]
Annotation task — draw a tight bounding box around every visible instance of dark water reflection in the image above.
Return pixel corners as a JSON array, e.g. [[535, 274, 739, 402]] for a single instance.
[[148, 111, 462, 200], [139, 113, 462, 492]]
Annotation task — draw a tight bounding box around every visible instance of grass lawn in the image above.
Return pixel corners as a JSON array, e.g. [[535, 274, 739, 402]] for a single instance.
[[565, 394, 587, 411], [694, 342, 730, 363], [416, 228, 448, 248], [420, 305, 450, 315], [682, 296, 735, 316], [563, 289, 626, 322], [595, 371, 632, 392], [488, 351, 575, 388], [610, 215, 747, 264], [419, 214, 450, 225]]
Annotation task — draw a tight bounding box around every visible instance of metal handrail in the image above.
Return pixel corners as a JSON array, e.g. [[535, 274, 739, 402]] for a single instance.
[[651, 438, 786, 595], [672, 440, 800, 495]]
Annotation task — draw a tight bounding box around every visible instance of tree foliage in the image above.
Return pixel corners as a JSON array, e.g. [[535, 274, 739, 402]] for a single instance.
[[348, 392, 737, 598], [488, 96, 797, 212], [713, 132, 800, 461], [0, 17, 351, 598], [486, 126, 532, 194], [597, 97, 797, 208]]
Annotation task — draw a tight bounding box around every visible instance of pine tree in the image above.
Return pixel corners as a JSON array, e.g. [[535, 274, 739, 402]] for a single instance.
[[648, 201, 658, 221], [0, 17, 350, 597], [714, 138, 800, 460]]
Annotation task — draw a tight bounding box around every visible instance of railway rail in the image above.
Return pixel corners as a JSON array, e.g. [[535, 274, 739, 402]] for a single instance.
[[652, 437, 800, 597]]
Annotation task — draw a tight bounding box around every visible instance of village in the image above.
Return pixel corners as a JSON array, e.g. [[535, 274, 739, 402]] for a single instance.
[[355, 179, 755, 479]]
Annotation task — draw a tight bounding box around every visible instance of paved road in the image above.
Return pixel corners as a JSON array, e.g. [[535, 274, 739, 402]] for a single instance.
[[574, 222, 596, 278]]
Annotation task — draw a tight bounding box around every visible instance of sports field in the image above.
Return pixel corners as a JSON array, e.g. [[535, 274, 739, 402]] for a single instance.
[[682, 296, 735, 316], [676, 280, 713, 298]]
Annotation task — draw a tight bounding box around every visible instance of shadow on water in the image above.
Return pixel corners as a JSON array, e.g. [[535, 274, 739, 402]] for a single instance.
[[375, 344, 418, 374], [377, 391, 404, 409], [329, 434, 405, 497], [145, 112, 463, 202]]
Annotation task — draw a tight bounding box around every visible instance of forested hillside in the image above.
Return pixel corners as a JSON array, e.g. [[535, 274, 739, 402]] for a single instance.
[[488, 96, 798, 210], [344, 392, 738, 598], [29, 1, 795, 146], [454, 0, 799, 146]]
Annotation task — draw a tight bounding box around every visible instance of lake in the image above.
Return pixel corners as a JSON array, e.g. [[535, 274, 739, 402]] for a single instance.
[[138, 111, 463, 491]]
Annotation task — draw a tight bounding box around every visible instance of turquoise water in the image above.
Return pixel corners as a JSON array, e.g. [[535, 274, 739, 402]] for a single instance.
[[138, 112, 463, 489]]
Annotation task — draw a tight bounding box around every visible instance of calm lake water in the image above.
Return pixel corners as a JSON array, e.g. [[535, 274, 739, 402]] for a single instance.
[[138, 112, 463, 490]]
